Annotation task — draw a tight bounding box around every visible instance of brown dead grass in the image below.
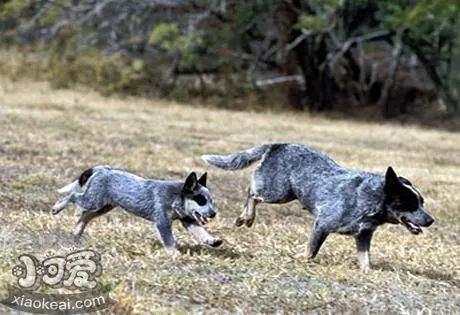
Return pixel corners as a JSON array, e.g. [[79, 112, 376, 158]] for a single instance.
[[0, 77, 459, 314]]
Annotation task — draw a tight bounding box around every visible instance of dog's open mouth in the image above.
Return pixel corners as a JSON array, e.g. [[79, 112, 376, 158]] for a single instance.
[[192, 211, 208, 226], [401, 216, 422, 235]]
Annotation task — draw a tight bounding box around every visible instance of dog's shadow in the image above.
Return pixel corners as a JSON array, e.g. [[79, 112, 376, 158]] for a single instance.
[[178, 244, 250, 260], [57, 232, 250, 260], [373, 262, 460, 288]]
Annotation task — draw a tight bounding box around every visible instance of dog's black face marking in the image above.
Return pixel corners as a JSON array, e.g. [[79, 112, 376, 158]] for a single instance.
[[394, 186, 419, 212], [192, 194, 207, 206], [182, 172, 217, 225], [395, 176, 422, 211], [78, 168, 94, 186], [384, 166, 434, 234], [385, 168, 420, 212]]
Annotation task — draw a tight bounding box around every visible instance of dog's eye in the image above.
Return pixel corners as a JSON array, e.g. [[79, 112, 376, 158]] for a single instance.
[[192, 194, 207, 206]]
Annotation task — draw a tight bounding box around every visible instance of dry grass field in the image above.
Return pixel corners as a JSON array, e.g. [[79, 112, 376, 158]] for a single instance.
[[1, 76, 459, 314]]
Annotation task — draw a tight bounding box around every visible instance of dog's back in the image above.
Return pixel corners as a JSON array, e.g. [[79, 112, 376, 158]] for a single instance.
[[86, 167, 176, 219], [229, 144, 345, 208], [257, 143, 343, 179], [260, 145, 385, 215]]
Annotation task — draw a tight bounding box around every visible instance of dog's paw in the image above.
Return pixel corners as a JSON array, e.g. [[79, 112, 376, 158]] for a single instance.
[[360, 264, 371, 274], [295, 251, 317, 261], [165, 247, 181, 257], [235, 216, 255, 228], [71, 233, 83, 245], [234, 217, 245, 227], [51, 206, 62, 215], [207, 238, 223, 248], [245, 217, 255, 227], [51, 200, 67, 215], [294, 251, 309, 259]]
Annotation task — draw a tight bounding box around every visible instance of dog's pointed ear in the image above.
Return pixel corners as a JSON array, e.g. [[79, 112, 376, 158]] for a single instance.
[[183, 172, 198, 193], [198, 172, 207, 187], [384, 166, 399, 193]]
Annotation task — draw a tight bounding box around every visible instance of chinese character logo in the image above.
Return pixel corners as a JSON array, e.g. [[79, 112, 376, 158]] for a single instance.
[[12, 250, 102, 291]]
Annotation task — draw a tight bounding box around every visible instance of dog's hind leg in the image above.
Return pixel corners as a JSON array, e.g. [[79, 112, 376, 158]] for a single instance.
[[355, 229, 374, 273], [181, 219, 223, 248], [235, 188, 263, 228], [73, 205, 114, 237], [236, 165, 295, 228], [308, 220, 330, 258]]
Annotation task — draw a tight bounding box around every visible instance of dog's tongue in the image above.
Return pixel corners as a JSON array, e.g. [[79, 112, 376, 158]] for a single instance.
[[406, 221, 422, 234], [400, 216, 422, 234]]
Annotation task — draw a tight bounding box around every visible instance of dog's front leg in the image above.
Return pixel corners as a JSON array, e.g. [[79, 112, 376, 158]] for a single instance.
[[355, 229, 374, 273], [155, 219, 179, 255], [308, 221, 330, 259], [180, 219, 223, 248]]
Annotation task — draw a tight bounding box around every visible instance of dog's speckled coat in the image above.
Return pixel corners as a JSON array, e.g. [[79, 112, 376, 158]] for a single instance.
[[203, 143, 434, 271], [52, 166, 222, 253]]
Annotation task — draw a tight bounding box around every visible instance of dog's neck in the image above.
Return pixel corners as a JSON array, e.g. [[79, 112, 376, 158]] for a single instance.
[[171, 196, 187, 217], [360, 178, 390, 226], [158, 181, 188, 219]]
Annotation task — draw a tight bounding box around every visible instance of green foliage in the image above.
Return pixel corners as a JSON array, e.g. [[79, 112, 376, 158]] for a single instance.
[[294, 1, 344, 31], [1, 0, 459, 112], [40, 2, 64, 27], [320, 0, 342, 14], [232, 0, 272, 34], [398, 1, 459, 63], [242, 72, 257, 91], [131, 59, 144, 72], [0, 0, 31, 19], [295, 15, 328, 31], [375, 0, 460, 111], [45, 49, 156, 95], [148, 23, 179, 50], [148, 22, 204, 71], [379, 0, 459, 28]]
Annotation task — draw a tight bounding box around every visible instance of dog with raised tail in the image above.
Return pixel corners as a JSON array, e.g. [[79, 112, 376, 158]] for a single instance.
[[52, 166, 223, 254], [202, 143, 434, 272]]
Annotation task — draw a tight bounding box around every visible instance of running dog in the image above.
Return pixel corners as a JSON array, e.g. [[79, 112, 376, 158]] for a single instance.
[[51, 166, 223, 253], [202, 143, 434, 271]]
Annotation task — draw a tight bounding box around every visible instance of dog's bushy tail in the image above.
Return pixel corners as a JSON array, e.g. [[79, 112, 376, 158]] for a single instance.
[[57, 180, 79, 194], [202, 144, 273, 170]]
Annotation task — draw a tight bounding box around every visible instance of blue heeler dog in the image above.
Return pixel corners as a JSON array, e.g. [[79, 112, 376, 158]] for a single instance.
[[51, 166, 223, 254], [202, 143, 434, 271]]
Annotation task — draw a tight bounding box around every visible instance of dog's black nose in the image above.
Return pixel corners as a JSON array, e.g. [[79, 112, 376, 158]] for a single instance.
[[209, 211, 216, 218], [210, 238, 223, 247], [425, 216, 434, 227]]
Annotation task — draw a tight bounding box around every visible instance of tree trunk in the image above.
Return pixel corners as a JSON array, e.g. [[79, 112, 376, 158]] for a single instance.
[[275, 0, 338, 111], [378, 35, 403, 117]]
